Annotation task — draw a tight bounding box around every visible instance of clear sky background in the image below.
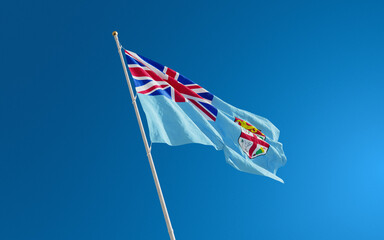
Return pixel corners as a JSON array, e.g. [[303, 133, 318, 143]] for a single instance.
[[1, 0, 384, 239]]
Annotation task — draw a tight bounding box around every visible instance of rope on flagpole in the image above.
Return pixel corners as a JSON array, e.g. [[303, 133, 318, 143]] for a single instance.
[[112, 31, 176, 240]]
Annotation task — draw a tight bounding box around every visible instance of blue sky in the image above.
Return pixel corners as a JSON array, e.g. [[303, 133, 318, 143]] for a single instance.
[[1, 0, 384, 239]]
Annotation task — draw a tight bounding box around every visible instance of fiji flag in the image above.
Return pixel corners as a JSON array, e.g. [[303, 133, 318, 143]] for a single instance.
[[124, 50, 287, 182]]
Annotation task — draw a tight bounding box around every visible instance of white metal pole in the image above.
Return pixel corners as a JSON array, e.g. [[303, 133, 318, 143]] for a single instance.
[[112, 31, 176, 240]]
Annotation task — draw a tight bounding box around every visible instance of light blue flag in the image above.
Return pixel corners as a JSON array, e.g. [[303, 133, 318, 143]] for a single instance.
[[124, 49, 287, 182]]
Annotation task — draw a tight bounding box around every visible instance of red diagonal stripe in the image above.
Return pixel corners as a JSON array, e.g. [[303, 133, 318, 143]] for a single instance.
[[129, 67, 150, 77], [173, 89, 187, 102], [187, 85, 202, 90], [165, 68, 177, 78], [129, 67, 164, 82], [189, 99, 216, 121]]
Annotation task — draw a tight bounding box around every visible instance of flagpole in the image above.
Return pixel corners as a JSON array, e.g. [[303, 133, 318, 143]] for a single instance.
[[112, 31, 176, 240]]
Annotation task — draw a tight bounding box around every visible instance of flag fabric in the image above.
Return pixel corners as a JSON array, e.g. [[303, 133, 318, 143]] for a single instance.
[[124, 49, 287, 182]]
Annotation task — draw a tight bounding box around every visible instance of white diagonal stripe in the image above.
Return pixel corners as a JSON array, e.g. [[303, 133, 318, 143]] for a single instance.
[[138, 85, 170, 95], [181, 94, 211, 104], [135, 80, 169, 92], [132, 76, 155, 81], [128, 64, 150, 70], [191, 88, 208, 94]]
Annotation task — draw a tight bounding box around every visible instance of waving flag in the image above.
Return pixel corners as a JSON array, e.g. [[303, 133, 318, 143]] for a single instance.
[[124, 50, 287, 182]]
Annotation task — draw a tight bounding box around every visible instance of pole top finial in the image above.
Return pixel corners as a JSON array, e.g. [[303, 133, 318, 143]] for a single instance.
[[112, 31, 118, 36]]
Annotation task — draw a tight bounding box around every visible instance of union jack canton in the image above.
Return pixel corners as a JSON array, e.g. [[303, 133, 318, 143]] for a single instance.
[[124, 50, 218, 121]]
